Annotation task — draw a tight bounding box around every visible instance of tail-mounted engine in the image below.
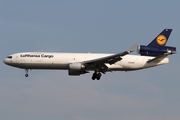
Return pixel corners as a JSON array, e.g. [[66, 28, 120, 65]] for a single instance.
[[68, 63, 88, 75], [137, 45, 176, 56]]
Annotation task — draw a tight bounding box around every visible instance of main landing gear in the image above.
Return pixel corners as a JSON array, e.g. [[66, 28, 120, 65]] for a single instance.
[[91, 65, 107, 80], [92, 72, 102, 80], [25, 69, 29, 77]]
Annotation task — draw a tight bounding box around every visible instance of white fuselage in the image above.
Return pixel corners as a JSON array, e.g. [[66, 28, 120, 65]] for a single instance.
[[3, 52, 169, 71]]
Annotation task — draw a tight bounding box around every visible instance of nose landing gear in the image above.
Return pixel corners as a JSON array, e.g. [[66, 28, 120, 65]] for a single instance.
[[25, 69, 29, 77]]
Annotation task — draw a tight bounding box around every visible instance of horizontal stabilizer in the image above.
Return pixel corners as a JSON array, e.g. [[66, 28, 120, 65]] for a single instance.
[[147, 50, 176, 63]]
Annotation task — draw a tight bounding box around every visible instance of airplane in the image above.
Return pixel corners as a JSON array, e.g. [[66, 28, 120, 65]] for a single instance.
[[3, 29, 176, 80]]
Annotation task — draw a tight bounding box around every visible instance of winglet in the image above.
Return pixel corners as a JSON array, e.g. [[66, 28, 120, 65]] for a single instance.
[[128, 44, 136, 52]]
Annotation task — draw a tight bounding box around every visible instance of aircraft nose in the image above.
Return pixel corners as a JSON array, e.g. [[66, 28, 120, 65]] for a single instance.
[[3, 59, 7, 64], [3, 58, 10, 65]]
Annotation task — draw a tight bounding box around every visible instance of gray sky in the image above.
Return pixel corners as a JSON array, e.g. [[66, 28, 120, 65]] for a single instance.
[[1, 0, 180, 120]]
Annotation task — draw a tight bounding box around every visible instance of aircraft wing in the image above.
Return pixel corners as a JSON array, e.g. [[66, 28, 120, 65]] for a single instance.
[[84, 44, 136, 66]]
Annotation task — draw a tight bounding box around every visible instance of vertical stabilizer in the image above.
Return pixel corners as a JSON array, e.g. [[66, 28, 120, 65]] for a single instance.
[[148, 29, 172, 47]]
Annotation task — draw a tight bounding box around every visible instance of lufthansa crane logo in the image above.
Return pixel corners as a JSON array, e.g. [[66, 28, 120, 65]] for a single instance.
[[156, 35, 167, 45]]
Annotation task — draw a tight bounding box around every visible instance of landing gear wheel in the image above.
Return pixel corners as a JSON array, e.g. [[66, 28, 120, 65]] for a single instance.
[[92, 72, 102, 80], [97, 73, 101, 80], [92, 73, 96, 80], [92, 76, 95, 80], [25, 74, 28, 77], [25, 69, 29, 77]]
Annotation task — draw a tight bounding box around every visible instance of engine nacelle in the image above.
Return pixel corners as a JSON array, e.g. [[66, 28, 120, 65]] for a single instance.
[[137, 45, 176, 56], [68, 63, 86, 76]]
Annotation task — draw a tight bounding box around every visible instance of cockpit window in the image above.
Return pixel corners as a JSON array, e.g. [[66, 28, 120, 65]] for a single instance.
[[7, 56, 12, 59]]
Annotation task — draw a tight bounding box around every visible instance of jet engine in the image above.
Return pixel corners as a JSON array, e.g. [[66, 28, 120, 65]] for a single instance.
[[68, 63, 87, 75], [137, 45, 176, 56]]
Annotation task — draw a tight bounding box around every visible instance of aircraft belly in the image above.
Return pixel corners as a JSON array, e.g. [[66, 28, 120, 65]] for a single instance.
[[13, 62, 69, 70], [110, 56, 144, 71], [106, 64, 123, 71]]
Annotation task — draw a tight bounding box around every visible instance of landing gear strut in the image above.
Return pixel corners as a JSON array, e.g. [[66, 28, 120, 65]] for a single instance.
[[25, 69, 29, 77]]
